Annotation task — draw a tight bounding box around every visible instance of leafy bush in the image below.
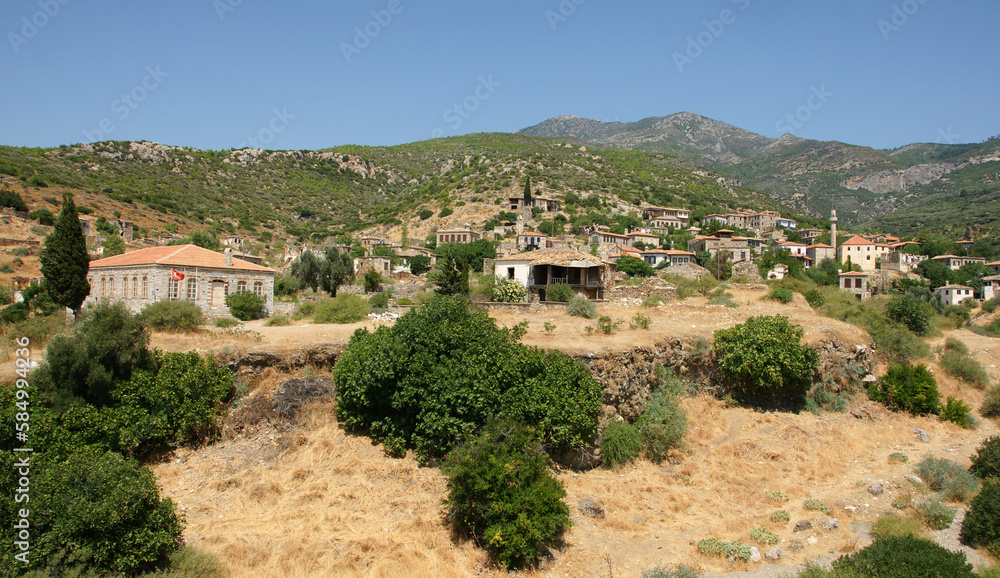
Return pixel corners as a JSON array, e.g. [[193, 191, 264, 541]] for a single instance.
[[0, 188, 28, 211], [264, 315, 290, 326], [832, 535, 975, 577], [943, 336, 969, 355], [314, 294, 369, 324], [418, 209, 433, 220], [214, 317, 238, 328], [867, 364, 941, 416], [443, 422, 570, 570], [696, 538, 753, 561], [492, 277, 526, 302], [970, 435, 1000, 480], [750, 527, 779, 545], [363, 269, 383, 293], [766, 490, 789, 503], [566, 293, 597, 319], [804, 499, 832, 515], [602, 421, 642, 468], [885, 294, 935, 336], [21, 449, 184, 575], [872, 514, 923, 539], [637, 386, 687, 464], [333, 296, 602, 461], [771, 510, 790, 523], [396, 297, 413, 306], [707, 288, 738, 308], [712, 315, 819, 407], [617, 256, 654, 277], [959, 479, 1000, 554], [939, 396, 976, 429], [641, 294, 665, 308], [939, 348, 989, 388], [984, 386, 1000, 420], [631, 314, 652, 329], [225, 290, 264, 321], [915, 456, 980, 502], [765, 287, 794, 304], [138, 300, 205, 332], [982, 296, 999, 314], [596, 315, 621, 334], [34, 301, 157, 412], [889, 452, 909, 464], [862, 315, 931, 363], [914, 497, 955, 530], [546, 282, 574, 302], [804, 288, 825, 308], [368, 291, 390, 311]]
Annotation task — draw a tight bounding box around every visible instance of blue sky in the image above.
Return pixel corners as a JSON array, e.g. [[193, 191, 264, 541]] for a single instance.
[[2, 0, 997, 151]]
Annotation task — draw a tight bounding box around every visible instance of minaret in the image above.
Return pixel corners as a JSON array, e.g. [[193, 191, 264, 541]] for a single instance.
[[830, 208, 839, 262]]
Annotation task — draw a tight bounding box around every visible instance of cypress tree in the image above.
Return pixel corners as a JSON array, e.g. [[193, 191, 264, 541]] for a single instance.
[[39, 193, 91, 318], [523, 175, 532, 205]]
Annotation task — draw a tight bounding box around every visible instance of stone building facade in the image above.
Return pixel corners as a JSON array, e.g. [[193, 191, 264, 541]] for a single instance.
[[84, 245, 275, 318]]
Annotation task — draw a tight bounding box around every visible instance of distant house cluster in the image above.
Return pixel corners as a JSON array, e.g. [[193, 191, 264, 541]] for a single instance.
[[703, 210, 797, 233]]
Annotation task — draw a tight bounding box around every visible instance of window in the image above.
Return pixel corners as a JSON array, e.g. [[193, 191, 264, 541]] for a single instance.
[[237, 280, 247, 293], [507, 267, 515, 279], [168, 279, 179, 300], [101, 277, 107, 297], [186, 278, 198, 300], [855, 279, 862, 289], [142, 276, 148, 299], [108, 277, 115, 297], [253, 281, 263, 297], [122, 278, 127, 297], [132, 276, 139, 298]]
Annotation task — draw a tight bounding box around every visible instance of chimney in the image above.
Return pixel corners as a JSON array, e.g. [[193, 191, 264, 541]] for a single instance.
[[224, 247, 233, 267]]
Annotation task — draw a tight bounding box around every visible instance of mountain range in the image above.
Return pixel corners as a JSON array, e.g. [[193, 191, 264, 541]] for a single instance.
[[519, 112, 1000, 234]]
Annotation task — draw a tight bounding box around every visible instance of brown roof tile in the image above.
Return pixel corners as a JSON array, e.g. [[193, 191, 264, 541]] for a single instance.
[[89, 244, 274, 272]]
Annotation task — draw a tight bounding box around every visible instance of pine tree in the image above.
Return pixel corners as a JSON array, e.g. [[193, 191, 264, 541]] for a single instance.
[[523, 175, 532, 205], [433, 254, 469, 296], [39, 193, 91, 318]]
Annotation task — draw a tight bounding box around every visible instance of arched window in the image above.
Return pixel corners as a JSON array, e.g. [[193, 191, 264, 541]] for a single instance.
[[108, 277, 115, 297], [253, 281, 263, 297], [141, 276, 148, 299], [121, 277, 127, 297], [237, 280, 247, 293], [100, 277, 107, 297]]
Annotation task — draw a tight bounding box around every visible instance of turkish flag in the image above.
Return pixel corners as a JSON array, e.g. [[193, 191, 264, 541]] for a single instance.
[[171, 269, 185, 281]]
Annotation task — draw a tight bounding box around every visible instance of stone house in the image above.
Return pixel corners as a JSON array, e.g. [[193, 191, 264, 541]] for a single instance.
[[436, 228, 480, 245], [627, 231, 661, 247], [989, 260, 1000, 275], [493, 247, 611, 301], [354, 255, 392, 276], [839, 271, 872, 300], [931, 255, 987, 271], [642, 206, 689, 231], [516, 232, 549, 252], [982, 275, 1000, 301], [882, 251, 927, 274], [935, 284, 974, 306], [508, 197, 560, 212], [838, 235, 888, 272], [640, 249, 696, 268], [687, 230, 752, 263], [85, 245, 275, 318], [806, 243, 835, 264]]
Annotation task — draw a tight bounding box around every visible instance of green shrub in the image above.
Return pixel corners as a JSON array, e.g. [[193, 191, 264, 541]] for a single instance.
[[872, 514, 923, 538], [713, 315, 819, 407], [641, 294, 665, 307], [970, 435, 1000, 480], [915, 456, 980, 502], [492, 277, 526, 302], [596, 315, 621, 334], [959, 479, 1000, 554], [363, 269, 383, 293], [637, 387, 687, 464], [804, 499, 832, 515], [939, 396, 976, 429], [33, 301, 157, 412], [914, 497, 955, 530], [225, 290, 265, 321], [642, 564, 700, 578], [314, 294, 369, 324], [766, 490, 789, 503], [617, 255, 654, 277], [832, 535, 975, 577], [707, 288, 738, 307], [984, 386, 1000, 420], [442, 422, 570, 570], [867, 364, 940, 416], [804, 288, 824, 308], [864, 316, 932, 363], [771, 510, 790, 523], [418, 209, 433, 220], [602, 421, 642, 468], [750, 527, 779, 545], [696, 538, 753, 561], [889, 452, 909, 464], [630, 314, 652, 329], [982, 297, 999, 314], [138, 300, 205, 332], [213, 317, 238, 328], [264, 315, 290, 326], [765, 287, 794, 304], [152, 547, 228, 577], [368, 291, 390, 311], [547, 282, 574, 302], [943, 336, 969, 355], [939, 348, 989, 388], [396, 297, 413, 306], [21, 449, 184, 575], [566, 293, 598, 319], [885, 294, 935, 336], [333, 295, 602, 461]]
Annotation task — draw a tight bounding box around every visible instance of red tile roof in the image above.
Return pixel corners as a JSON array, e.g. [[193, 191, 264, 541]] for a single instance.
[[807, 243, 833, 249], [90, 244, 274, 272], [841, 235, 874, 246]]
